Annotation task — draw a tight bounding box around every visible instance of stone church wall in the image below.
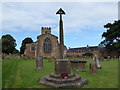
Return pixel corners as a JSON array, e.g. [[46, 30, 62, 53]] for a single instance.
[[36, 34, 60, 59], [24, 43, 36, 59]]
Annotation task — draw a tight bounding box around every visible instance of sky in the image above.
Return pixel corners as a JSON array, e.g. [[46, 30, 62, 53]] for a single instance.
[[1, 2, 118, 50]]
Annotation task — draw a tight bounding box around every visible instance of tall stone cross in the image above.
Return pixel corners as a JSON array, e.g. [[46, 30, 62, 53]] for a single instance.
[[56, 8, 65, 59]]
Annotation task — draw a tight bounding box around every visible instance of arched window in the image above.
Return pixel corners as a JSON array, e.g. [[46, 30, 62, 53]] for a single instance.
[[44, 38, 52, 52], [31, 44, 35, 51]]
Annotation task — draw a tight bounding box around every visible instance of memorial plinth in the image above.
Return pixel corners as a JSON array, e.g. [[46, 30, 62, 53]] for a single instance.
[[55, 60, 71, 74], [70, 60, 87, 72], [40, 60, 87, 88]]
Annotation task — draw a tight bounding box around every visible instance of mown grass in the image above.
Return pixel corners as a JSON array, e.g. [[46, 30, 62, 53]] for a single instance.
[[2, 57, 118, 88], [0, 59, 2, 89]]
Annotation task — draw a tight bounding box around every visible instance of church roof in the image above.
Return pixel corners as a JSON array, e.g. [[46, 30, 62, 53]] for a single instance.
[[37, 33, 58, 39], [67, 46, 99, 52]]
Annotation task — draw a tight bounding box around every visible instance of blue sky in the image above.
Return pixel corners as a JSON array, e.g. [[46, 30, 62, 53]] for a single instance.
[[1, 2, 118, 50]]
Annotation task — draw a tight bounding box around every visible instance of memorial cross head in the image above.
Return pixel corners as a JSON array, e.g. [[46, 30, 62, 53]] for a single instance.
[[56, 8, 65, 20], [56, 8, 65, 15]]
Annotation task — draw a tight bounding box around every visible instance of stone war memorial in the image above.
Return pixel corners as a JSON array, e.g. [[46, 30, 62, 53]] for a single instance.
[[39, 8, 87, 88]]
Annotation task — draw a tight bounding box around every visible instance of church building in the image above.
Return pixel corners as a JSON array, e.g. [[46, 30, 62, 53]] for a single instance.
[[24, 27, 67, 59], [24, 28, 119, 59]]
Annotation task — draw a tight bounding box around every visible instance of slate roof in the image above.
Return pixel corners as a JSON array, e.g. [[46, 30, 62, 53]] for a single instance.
[[67, 46, 99, 52]]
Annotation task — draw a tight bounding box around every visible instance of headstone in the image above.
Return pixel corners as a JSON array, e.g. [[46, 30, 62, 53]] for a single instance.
[[89, 62, 97, 74], [114, 56, 117, 59], [107, 56, 111, 61], [36, 56, 44, 70], [93, 55, 102, 69], [100, 56, 104, 61], [70, 60, 87, 72]]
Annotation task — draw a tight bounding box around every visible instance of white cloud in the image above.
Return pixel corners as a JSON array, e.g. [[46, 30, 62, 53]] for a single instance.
[[63, 2, 118, 33], [2, 3, 56, 32], [2, 2, 118, 34]]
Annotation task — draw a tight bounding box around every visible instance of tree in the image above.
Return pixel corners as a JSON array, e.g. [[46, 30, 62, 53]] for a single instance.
[[101, 20, 120, 49], [1, 34, 18, 54], [20, 37, 33, 54]]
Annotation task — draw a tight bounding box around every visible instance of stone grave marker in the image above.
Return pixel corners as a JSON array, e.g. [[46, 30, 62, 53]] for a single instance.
[[70, 60, 87, 72], [93, 54, 102, 69], [36, 56, 44, 70], [89, 62, 97, 74], [107, 56, 111, 61]]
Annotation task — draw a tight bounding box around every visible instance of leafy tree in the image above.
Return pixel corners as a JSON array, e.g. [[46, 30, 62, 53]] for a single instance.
[[101, 20, 120, 49], [20, 37, 33, 54], [13, 49, 19, 54], [1, 34, 18, 54]]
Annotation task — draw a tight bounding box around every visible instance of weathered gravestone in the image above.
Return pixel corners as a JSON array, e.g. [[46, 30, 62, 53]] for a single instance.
[[98, 56, 104, 61], [93, 55, 102, 69], [90, 55, 102, 74], [107, 56, 111, 61], [39, 8, 87, 88], [36, 56, 44, 70], [89, 62, 97, 74], [70, 60, 87, 72]]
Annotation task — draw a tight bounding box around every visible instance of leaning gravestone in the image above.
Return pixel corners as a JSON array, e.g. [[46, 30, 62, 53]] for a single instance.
[[36, 56, 44, 70], [93, 55, 102, 69]]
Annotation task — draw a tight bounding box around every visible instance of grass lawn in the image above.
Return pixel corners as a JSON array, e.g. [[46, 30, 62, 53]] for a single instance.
[[0, 59, 2, 89], [2, 57, 118, 88]]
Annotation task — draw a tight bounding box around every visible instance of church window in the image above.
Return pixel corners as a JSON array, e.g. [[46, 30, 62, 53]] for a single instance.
[[31, 44, 35, 51], [44, 38, 52, 52]]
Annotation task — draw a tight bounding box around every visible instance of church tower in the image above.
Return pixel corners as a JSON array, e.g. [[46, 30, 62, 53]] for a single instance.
[[41, 27, 51, 35]]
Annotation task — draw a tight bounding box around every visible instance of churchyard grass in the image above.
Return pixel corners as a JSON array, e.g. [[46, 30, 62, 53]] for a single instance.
[[2, 57, 118, 88], [0, 59, 2, 89]]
